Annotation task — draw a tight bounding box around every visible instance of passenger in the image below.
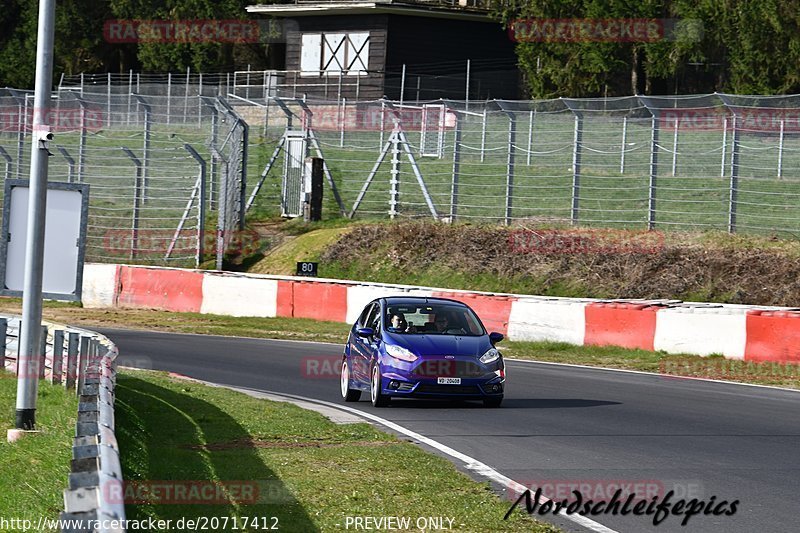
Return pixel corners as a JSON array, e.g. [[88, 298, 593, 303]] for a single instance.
[[434, 313, 450, 333]]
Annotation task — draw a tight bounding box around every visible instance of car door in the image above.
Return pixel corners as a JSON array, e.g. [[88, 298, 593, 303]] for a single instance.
[[351, 302, 378, 384]]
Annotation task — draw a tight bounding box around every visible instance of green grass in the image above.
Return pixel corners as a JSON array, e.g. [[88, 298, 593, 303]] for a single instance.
[[116, 369, 559, 532], [0, 378, 78, 527]]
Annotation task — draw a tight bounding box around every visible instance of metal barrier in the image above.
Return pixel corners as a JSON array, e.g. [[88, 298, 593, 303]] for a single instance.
[[1, 317, 125, 533]]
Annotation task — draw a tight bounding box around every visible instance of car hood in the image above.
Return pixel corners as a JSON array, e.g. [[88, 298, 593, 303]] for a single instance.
[[385, 332, 491, 357]]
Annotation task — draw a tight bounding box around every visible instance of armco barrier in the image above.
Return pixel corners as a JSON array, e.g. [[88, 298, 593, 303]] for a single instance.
[[82, 263, 800, 363], [1, 315, 125, 532]]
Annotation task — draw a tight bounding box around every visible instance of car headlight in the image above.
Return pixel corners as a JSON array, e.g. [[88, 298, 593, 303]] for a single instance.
[[386, 344, 418, 362], [480, 348, 500, 364]]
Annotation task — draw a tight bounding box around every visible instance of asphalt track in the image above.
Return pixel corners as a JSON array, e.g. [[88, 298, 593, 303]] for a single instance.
[[98, 328, 800, 533]]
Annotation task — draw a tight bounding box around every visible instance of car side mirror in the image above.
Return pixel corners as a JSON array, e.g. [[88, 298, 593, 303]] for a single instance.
[[357, 327, 375, 338], [489, 332, 504, 343]]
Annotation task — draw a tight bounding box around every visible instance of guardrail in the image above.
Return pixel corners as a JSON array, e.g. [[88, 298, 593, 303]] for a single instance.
[[1, 316, 125, 533]]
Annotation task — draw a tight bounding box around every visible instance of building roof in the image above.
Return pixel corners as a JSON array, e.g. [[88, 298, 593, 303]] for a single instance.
[[246, 0, 492, 21]]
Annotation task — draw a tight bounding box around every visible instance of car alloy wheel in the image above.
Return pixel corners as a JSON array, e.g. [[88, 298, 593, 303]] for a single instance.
[[341, 360, 361, 402], [371, 365, 390, 407]]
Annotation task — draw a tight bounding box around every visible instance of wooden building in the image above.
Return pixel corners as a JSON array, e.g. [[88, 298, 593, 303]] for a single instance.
[[246, 0, 520, 101]]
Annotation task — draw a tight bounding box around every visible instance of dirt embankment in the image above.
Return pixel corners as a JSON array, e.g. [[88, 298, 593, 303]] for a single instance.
[[320, 223, 800, 307]]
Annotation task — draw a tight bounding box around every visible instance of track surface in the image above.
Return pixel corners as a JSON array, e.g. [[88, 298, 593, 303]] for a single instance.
[[100, 328, 800, 533]]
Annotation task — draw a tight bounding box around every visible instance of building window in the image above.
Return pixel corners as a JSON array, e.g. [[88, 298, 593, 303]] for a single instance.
[[300, 32, 370, 76]]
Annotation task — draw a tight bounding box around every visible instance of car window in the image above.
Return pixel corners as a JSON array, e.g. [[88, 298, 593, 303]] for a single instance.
[[365, 303, 381, 330], [384, 303, 484, 335], [358, 303, 375, 327]]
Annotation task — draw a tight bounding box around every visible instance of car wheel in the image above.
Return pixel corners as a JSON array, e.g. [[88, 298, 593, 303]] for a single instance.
[[341, 360, 361, 402], [483, 396, 503, 408], [371, 364, 390, 407]]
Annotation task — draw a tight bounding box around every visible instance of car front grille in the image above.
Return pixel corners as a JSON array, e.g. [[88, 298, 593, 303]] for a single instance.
[[414, 384, 482, 395], [413, 360, 485, 378]]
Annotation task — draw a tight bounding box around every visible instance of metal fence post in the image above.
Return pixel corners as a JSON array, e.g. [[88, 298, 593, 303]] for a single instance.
[[77, 336, 89, 394], [778, 119, 785, 179], [184, 66, 190, 123], [620, 116, 628, 174], [77, 97, 88, 182], [389, 134, 400, 219], [121, 147, 143, 260], [182, 144, 207, 267], [38, 325, 47, 380], [570, 113, 583, 225], [127, 70, 133, 125], [480, 107, 487, 163], [51, 329, 63, 385], [56, 146, 75, 183], [450, 109, 462, 221], [65, 332, 79, 390], [106, 72, 111, 128], [340, 97, 346, 147], [496, 102, 516, 225], [729, 115, 740, 233], [0, 319, 6, 371], [648, 115, 660, 230], [15, 100, 24, 179], [671, 117, 679, 176], [720, 117, 728, 177], [167, 72, 172, 125], [133, 95, 151, 204], [0, 147, 12, 181], [526, 109, 534, 166]]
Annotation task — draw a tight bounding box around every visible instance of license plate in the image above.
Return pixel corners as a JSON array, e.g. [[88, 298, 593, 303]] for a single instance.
[[437, 377, 461, 385]]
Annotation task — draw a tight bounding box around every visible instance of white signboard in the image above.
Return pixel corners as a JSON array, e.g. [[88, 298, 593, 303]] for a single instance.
[[0, 180, 89, 301]]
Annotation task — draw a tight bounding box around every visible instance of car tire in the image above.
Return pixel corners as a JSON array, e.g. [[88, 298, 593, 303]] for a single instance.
[[483, 396, 503, 408], [371, 364, 390, 407], [341, 360, 361, 402]]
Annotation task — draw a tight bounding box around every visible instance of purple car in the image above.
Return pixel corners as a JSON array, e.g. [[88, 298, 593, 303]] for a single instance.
[[340, 296, 505, 407]]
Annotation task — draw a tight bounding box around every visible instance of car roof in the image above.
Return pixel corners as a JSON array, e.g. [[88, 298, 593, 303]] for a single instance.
[[382, 296, 468, 307]]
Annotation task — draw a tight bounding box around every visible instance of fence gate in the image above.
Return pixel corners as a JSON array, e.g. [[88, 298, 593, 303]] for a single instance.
[[281, 130, 307, 217], [420, 104, 446, 158]]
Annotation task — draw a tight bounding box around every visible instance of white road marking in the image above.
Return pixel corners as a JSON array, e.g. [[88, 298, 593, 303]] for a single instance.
[[232, 386, 620, 533]]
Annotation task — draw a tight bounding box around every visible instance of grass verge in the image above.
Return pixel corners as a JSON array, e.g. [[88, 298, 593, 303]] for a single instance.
[[116, 369, 558, 532], [0, 378, 77, 529]]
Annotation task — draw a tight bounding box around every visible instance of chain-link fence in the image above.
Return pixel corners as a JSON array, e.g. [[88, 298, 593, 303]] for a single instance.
[[0, 87, 247, 268], [242, 93, 800, 236]]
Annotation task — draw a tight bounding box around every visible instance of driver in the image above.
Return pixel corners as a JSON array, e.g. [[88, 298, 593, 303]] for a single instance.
[[388, 313, 409, 333]]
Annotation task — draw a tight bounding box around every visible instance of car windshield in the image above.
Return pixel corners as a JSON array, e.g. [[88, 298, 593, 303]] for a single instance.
[[384, 303, 484, 336]]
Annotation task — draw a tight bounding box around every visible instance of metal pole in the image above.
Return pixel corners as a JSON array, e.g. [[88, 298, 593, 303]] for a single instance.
[[56, 145, 75, 183], [15, 100, 24, 179], [389, 134, 400, 219], [0, 147, 12, 181], [526, 109, 534, 166], [648, 116, 660, 230], [671, 117, 679, 177], [107, 72, 111, 127], [184, 66, 191, 123], [720, 117, 728, 177], [778, 119, 785, 179], [340, 97, 346, 147], [400, 64, 406, 106], [480, 107, 487, 162], [167, 72, 171, 125], [504, 110, 516, 225], [729, 116, 740, 233], [620, 116, 628, 174], [16, 0, 56, 431], [77, 102, 87, 182], [121, 147, 143, 260], [450, 112, 462, 221], [127, 70, 133, 125], [0, 319, 6, 372], [198, 73, 203, 126], [571, 114, 582, 225], [465, 59, 470, 112], [379, 99, 386, 152], [50, 329, 63, 385]]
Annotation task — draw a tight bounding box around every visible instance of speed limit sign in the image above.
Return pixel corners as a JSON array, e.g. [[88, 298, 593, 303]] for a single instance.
[[296, 262, 318, 277]]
